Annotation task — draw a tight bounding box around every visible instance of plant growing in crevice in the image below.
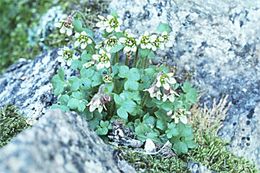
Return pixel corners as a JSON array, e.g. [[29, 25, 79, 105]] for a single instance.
[[51, 13, 198, 154]]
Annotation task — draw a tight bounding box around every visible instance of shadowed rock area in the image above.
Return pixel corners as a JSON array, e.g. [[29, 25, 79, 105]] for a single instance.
[[0, 110, 123, 173], [110, 0, 260, 169]]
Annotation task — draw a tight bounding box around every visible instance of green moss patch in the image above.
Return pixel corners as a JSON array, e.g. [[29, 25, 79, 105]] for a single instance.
[[0, 105, 30, 148]]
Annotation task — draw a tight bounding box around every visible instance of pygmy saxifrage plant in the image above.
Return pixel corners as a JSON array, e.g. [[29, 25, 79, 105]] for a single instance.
[[51, 12, 198, 154]]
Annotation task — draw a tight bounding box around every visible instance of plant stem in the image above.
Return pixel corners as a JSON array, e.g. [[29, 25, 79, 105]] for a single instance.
[[133, 47, 139, 67], [115, 52, 119, 64]]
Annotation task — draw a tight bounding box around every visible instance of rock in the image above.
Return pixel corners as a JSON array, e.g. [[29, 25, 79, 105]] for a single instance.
[[0, 50, 63, 120], [0, 110, 125, 173], [188, 162, 215, 173], [110, 0, 260, 169]]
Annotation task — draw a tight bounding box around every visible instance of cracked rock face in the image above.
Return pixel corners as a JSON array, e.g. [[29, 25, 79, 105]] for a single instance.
[[110, 0, 260, 169], [0, 110, 122, 173]]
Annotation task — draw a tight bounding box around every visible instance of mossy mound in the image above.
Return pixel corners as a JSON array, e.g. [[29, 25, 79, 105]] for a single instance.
[[0, 105, 29, 148]]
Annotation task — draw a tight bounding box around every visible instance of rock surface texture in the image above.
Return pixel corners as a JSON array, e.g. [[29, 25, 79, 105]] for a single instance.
[[0, 110, 124, 173], [110, 0, 260, 170], [0, 50, 61, 120]]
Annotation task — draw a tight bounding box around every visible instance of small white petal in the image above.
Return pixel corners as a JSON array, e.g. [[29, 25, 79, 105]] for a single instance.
[[74, 41, 80, 47], [180, 115, 188, 124], [163, 83, 170, 90], [75, 32, 80, 38], [60, 26, 66, 34], [81, 43, 87, 49], [66, 29, 73, 36]]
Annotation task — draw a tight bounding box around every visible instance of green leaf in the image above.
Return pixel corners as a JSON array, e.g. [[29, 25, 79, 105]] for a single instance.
[[114, 94, 123, 105], [91, 72, 102, 87], [78, 101, 86, 112], [156, 119, 167, 130], [156, 22, 172, 33], [166, 123, 179, 138], [118, 65, 129, 78], [81, 78, 92, 89], [95, 127, 108, 135], [58, 68, 65, 80], [173, 141, 188, 154], [117, 107, 128, 119], [67, 98, 80, 110], [72, 18, 83, 32], [122, 100, 136, 113], [81, 51, 92, 62], [58, 94, 70, 105], [71, 59, 82, 70], [128, 68, 140, 81], [186, 140, 197, 148], [51, 104, 69, 112], [71, 91, 83, 99], [124, 80, 139, 90], [143, 114, 156, 127], [69, 77, 81, 91], [80, 68, 95, 78], [177, 123, 193, 137], [110, 44, 124, 53]]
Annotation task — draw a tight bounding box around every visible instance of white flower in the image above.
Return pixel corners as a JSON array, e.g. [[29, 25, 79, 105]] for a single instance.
[[119, 32, 137, 53], [104, 36, 118, 51], [96, 15, 122, 33], [162, 89, 179, 102], [158, 31, 175, 49], [138, 31, 154, 50], [55, 15, 74, 36], [92, 49, 111, 70], [156, 73, 176, 90], [145, 72, 178, 102], [57, 47, 79, 66], [87, 85, 111, 113], [74, 31, 92, 49], [167, 109, 190, 124], [144, 85, 162, 100]]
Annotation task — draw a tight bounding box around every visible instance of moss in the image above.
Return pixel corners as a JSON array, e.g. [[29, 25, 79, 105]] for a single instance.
[[119, 98, 258, 173], [118, 147, 189, 173], [0, 0, 109, 72], [188, 132, 258, 173], [0, 0, 54, 72], [0, 105, 30, 148]]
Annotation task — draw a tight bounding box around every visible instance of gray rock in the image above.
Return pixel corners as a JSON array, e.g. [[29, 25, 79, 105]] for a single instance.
[[188, 162, 215, 173], [110, 0, 260, 169], [0, 110, 122, 173], [0, 50, 62, 120]]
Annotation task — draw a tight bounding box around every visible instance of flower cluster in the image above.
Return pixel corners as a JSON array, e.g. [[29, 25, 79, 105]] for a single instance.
[[119, 31, 137, 53], [167, 109, 190, 124], [55, 15, 74, 36], [145, 72, 178, 102], [96, 15, 122, 33], [57, 47, 79, 66], [87, 85, 111, 113], [96, 36, 118, 52], [138, 32, 157, 51], [74, 31, 92, 49], [92, 49, 111, 70]]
